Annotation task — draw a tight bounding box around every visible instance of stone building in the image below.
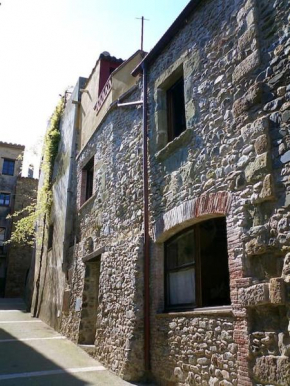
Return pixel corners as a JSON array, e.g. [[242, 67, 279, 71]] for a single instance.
[[31, 77, 87, 326], [32, 51, 145, 381], [0, 141, 37, 298], [32, 0, 290, 385]]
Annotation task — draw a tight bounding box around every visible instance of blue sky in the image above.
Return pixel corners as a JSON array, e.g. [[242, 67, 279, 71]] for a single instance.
[[0, 0, 189, 175]]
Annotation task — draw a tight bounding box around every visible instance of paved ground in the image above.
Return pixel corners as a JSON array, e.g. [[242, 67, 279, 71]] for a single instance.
[[0, 299, 140, 386]]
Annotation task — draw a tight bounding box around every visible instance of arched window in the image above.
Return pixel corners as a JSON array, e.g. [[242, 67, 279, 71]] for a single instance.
[[165, 217, 230, 310]]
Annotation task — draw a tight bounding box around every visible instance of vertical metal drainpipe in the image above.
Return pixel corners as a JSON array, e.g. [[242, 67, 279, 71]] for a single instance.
[[142, 62, 150, 377]]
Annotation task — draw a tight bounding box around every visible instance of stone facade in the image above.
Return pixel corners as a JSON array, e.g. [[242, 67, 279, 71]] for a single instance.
[[61, 89, 145, 380], [5, 177, 38, 299], [0, 141, 36, 299], [32, 0, 290, 385], [33, 54, 145, 381], [60, 76, 145, 380], [32, 78, 86, 327], [144, 0, 290, 385]]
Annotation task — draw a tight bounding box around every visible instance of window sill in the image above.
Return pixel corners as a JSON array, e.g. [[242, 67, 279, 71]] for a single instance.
[[156, 128, 193, 162], [156, 305, 232, 318], [78, 191, 97, 212]]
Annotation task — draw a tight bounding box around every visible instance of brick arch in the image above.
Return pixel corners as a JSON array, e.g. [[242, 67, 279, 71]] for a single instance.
[[153, 191, 232, 242]]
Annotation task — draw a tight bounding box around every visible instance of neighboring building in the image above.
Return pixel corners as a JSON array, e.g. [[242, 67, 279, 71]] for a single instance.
[[32, 0, 290, 385], [0, 141, 37, 298], [5, 176, 38, 298]]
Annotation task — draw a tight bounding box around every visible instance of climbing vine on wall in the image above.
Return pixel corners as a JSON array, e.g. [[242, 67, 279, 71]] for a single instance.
[[7, 98, 65, 245]]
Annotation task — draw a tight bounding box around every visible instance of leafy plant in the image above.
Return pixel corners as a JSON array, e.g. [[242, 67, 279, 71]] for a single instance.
[[7, 98, 65, 245]]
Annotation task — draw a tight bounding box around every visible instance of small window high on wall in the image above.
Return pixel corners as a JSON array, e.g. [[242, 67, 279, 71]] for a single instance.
[[167, 77, 186, 142], [80, 157, 94, 205], [2, 159, 15, 176], [165, 217, 230, 310]]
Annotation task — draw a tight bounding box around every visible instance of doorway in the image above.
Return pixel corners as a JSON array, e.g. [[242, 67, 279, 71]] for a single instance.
[[78, 256, 101, 344]]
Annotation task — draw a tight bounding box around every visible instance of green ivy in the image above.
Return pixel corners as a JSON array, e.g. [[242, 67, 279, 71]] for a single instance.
[[7, 98, 65, 245]]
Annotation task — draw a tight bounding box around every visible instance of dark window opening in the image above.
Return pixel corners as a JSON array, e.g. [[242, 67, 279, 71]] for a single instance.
[[165, 217, 230, 311], [0, 193, 10, 206], [48, 225, 54, 250], [167, 77, 186, 142], [81, 157, 94, 205], [85, 158, 94, 201], [2, 159, 15, 176]]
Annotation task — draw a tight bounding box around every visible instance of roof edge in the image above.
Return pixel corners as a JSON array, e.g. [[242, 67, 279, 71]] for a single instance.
[[0, 141, 25, 150], [132, 0, 202, 76]]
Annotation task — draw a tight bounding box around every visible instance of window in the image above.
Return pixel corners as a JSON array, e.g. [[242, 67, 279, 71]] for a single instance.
[[81, 157, 94, 205], [0, 193, 10, 206], [48, 225, 54, 250], [167, 77, 186, 142], [2, 159, 15, 176], [0, 228, 5, 254], [165, 217, 230, 310]]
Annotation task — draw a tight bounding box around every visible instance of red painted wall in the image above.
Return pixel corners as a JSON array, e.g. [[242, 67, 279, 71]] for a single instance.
[[98, 58, 122, 96]]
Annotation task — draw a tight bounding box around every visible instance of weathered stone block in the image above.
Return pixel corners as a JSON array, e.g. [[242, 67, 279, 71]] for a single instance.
[[254, 134, 268, 155], [233, 82, 263, 117], [232, 50, 260, 83], [236, 0, 255, 26], [239, 283, 269, 306], [259, 174, 275, 201], [209, 377, 219, 386], [237, 25, 257, 53], [254, 356, 290, 386], [246, 236, 267, 255], [245, 152, 271, 183], [241, 117, 269, 142], [269, 278, 286, 304], [282, 253, 290, 283], [281, 150, 290, 164]]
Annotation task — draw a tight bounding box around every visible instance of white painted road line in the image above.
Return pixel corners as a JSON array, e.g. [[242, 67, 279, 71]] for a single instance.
[[0, 366, 106, 380], [0, 310, 26, 313], [0, 336, 66, 343], [0, 320, 42, 324]]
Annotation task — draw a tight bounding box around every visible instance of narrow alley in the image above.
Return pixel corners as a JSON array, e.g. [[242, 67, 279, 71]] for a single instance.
[[0, 299, 134, 385]]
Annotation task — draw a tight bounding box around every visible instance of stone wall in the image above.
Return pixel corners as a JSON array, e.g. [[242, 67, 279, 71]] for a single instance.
[[152, 313, 237, 386], [31, 79, 85, 328], [147, 0, 290, 384], [30, 0, 290, 384], [0, 142, 24, 296], [5, 176, 38, 298], [60, 88, 145, 381]]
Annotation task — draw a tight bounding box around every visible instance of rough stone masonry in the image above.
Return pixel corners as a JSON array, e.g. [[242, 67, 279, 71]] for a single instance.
[[146, 0, 290, 385], [32, 0, 290, 385]]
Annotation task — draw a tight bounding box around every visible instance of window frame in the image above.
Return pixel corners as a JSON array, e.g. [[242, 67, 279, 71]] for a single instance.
[[0, 193, 10, 207], [166, 76, 186, 143], [2, 159, 15, 176], [164, 226, 201, 311], [164, 218, 230, 312], [154, 63, 187, 151], [80, 156, 95, 206]]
